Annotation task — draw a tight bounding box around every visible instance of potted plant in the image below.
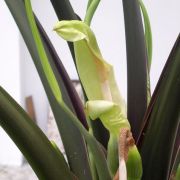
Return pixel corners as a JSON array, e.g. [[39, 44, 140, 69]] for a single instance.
[[0, 0, 179, 179]]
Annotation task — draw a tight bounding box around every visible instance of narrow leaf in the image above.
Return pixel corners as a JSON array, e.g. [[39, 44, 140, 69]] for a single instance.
[[170, 147, 180, 179], [25, 0, 62, 104], [50, 0, 77, 20], [0, 87, 73, 180], [139, 35, 180, 179], [170, 124, 180, 175], [139, 0, 152, 71], [122, 0, 148, 141]]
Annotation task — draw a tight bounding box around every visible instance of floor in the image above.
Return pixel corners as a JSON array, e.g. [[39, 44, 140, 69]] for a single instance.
[[0, 165, 37, 180]]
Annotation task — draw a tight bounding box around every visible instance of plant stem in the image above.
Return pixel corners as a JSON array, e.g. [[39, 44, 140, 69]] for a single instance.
[[84, 0, 101, 26]]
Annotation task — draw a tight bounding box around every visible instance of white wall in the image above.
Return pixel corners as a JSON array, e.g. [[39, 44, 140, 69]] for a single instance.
[[20, 36, 49, 133], [0, 0, 179, 166], [0, 1, 22, 165]]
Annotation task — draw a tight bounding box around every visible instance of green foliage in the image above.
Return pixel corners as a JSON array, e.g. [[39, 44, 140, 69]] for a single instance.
[[126, 146, 142, 180], [139, 34, 180, 179], [0, 87, 73, 180], [0, 0, 179, 180], [122, 0, 148, 141], [4, 0, 92, 179], [25, 0, 62, 104], [139, 0, 152, 71]]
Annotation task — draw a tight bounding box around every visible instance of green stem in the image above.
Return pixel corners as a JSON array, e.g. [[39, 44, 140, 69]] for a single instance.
[[107, 134, 119, 177], [84, 0, 101, 26], [87, 0, 93, 10]]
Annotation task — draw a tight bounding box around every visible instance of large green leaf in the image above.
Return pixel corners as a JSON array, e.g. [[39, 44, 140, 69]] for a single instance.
[[139, 35, 180, 179], [122, 0, 148, 141], [4, 0, 92, 179], [0, 87, 73, 180]]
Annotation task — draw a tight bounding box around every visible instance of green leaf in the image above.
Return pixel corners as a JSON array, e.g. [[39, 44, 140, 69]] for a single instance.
[[139, 0, 152, 71], [126, 146, 142, 180], [25, 0, 62, 104], [139, 35, 180, 179], [4, 1, 92, 179], [170, 125, 180, 174], [122, 0, 148, 141], [175, 163, 180, 180], [170, 148, 180, 179], [90, 119, 110, 149], [107, 134, 119, 176], [0, 87, 73, 180], [50, 0, 77, 20]]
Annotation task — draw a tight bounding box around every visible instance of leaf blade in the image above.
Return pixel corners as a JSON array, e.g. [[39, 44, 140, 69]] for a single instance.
[[122, 0, 148, 141], [25, 0, 62, 104], [139, 34, 180, 179], [139, 0, 152, 71], [0, 87, 73, 180]]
